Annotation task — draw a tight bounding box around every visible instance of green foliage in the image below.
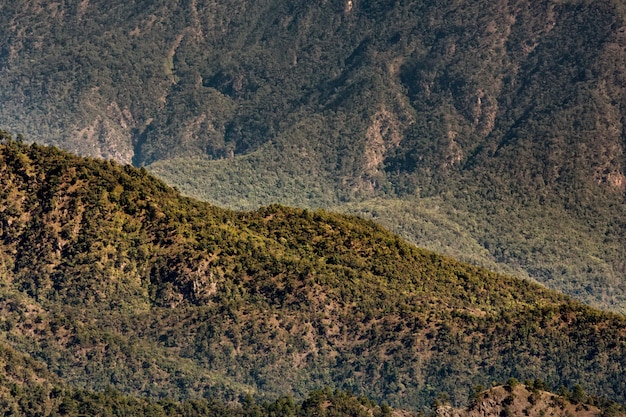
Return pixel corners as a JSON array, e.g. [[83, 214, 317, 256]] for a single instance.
[[0, 341, 391, 417], [1, 142, 626, 412], [1, 0, 626, 313]]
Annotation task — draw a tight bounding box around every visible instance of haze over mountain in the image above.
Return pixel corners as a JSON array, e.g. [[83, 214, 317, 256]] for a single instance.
[[1, 139, 626, 412], [0, 0, 625, 311]]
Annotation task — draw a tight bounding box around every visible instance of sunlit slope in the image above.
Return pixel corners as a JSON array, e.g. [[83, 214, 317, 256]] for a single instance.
[[1, 140, 625, 409]]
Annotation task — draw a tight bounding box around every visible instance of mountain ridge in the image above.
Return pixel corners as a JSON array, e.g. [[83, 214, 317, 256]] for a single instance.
[[0, 138, 625, 410], [2, 0, 625, 311]]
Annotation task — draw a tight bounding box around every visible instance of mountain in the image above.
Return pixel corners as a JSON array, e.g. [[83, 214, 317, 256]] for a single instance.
[[0, 0, 625, 312], [1, 139, 625, 411]]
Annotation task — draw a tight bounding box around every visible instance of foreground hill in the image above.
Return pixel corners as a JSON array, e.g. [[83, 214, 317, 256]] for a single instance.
[[0, 0, 625, 311], [0, 340, 392, 417], [446, 382, 626, 417], [0, 139, 625, 409], [5, 342, 621, 417]]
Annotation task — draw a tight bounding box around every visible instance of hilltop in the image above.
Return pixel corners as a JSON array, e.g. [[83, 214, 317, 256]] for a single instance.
[[0, 139, 625, 410]]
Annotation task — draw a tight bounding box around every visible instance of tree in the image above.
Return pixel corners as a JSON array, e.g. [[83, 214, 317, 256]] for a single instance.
[[571, 384, 586, 404]]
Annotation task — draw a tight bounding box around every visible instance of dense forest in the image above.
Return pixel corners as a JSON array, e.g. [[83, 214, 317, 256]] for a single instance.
[[0, 0, 625, 312], [0, 337, 396, 416], [2, 338, 622, 417], [0, 138, 625, 411]]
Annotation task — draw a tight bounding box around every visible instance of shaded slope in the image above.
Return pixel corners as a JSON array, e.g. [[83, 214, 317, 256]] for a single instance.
[[0, 339, 395, 417]]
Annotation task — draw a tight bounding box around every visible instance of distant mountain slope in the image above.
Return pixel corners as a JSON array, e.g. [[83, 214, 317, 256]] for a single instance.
[[1, 140, 625, 409], [0, 0, 625, 311]]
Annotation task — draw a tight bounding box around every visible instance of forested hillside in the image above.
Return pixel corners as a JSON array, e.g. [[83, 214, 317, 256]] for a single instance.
[[0, 339, 394, 417], [0, 139, 625, 410], [0, 0, 624, 311]]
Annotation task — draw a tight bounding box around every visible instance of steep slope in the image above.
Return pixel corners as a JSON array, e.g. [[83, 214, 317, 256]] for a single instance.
[[1, 0, 625, 312], [1, 140, 625, 410]]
